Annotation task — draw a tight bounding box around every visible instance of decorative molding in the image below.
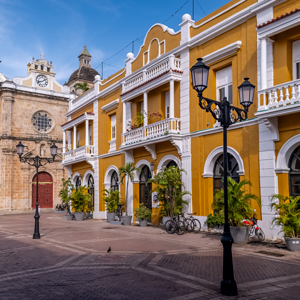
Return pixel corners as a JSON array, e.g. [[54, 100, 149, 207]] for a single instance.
[[202, 41, 242, 65], [82, 170, 94, 185], [261, 117, 279, 142], [133, 159, 151, 182], [62, 112, 95, 131], [104, 165, 120, 190], [157, 155, 182, 171], [144, 145, 156, 160], [170, 137, 183, 156], [275, 134, 300, 174], [101, 99, 119, 112], [203, 146, 245, 178]]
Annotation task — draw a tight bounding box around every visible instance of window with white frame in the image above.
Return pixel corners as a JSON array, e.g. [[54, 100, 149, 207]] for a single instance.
[[111, 114, 116, 140], [293, 40, 300, 80], [165, 92, 170, 119], [216, 66, 232, 104]]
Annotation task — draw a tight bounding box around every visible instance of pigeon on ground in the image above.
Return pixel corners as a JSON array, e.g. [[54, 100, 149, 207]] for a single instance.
[[107, 247, 111, 253]]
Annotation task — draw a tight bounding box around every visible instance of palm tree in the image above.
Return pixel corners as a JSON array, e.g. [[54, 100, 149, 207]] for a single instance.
[[119, 162, 141, 215], [74, 82, 89, 92]]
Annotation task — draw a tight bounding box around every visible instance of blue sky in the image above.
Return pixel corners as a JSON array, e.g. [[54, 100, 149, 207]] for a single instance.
[[0, 0, 230, 84]]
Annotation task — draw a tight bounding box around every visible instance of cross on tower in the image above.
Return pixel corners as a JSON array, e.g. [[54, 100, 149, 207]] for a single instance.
[[40, 53, 45, 59]]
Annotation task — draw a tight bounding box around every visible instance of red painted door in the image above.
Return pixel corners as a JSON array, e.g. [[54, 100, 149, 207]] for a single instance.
[[32, 172, 53, 208]]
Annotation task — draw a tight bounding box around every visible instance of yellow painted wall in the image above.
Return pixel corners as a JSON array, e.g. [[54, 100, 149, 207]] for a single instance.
[[278, 173, 289, 197], [189, 16, 258, 133], [72, 161, 93, 179], [191, 124, 261, 219], [149, 39, 159, 62], [71, 104, 93, 119], [132, 25, 181, 72], [274, 0, 300, 19], [100, 69, 125, 90], [272, 25, 300, 85]]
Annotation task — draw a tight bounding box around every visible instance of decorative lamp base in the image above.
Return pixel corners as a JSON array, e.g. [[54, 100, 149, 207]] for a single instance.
[[220, 279, 237, 296], [33, 233, 40, 239]]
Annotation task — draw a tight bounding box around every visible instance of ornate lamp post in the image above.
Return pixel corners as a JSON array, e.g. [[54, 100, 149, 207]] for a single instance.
[[16, 142, 58, 239], [190, 58, 255, 296]]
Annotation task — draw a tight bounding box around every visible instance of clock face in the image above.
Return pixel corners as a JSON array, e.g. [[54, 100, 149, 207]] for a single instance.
[[36, 75, 48, 87]]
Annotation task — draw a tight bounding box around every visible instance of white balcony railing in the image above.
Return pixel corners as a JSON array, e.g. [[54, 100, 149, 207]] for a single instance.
[[108, 140, 116, 152], [63, 145, 94, 162], [122, 118, 181, 145], [258, 79, 300, 111], [123, 55, 181, 93]]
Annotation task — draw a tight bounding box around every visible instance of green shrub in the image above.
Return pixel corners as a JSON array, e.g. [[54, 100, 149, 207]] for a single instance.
[[134, 203, 152, 220], [205, 213, 224, 227], [69, 186, 92, 213], [102, 188, 121, 213]]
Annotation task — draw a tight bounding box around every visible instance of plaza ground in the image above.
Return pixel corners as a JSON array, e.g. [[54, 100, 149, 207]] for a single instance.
[[0, 212, 300, 300]]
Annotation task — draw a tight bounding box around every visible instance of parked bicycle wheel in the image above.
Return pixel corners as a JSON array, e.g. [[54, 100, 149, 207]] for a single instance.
[[176, 220, 186, 235], [192, 219, 201, 233], [184, 218, 194, 232], [165, 220, 176, 234], [256, 228, 265, 241]]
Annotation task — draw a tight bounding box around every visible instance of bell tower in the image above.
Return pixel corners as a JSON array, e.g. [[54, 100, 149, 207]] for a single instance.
[[79, 46, 92, 69]]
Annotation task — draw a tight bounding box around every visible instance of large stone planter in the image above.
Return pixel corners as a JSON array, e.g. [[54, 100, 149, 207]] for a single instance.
[[107, 212, 116, 223], [139, 219, 148, 227], [286, 238, 300, 251], [122, 215, 132, 226], [230, 226, 249, 244], [161, 216, 171, 225], [74, 212, 84, 221]]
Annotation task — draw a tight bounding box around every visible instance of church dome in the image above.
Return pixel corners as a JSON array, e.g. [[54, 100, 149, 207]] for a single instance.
[[67, 66, 99, 84]]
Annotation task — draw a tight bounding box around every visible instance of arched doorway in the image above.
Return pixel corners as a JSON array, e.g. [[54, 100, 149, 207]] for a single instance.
[[139, 165, 152, 209], [87, 174, 94, 210], [289, 145, 300, 198], [75, 176, 81, 190], [110, 171, 119, 191], [32, 172, 53, 208], [166, 160, 178, 168], [213, 153, 239, 192]]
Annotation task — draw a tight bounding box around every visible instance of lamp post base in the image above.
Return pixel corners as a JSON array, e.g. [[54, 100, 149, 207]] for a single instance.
[[33, 233, 41, 239], [220, 279, 237, 296]]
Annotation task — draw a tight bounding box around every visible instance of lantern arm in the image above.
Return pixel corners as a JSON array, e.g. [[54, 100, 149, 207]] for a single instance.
[[198, 94, 223, 123], [18, 155, 55, 168], [228, 105, 248, 126]]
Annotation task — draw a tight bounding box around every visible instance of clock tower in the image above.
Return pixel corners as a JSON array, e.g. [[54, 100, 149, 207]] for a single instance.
[[12, 54, 69, 93]]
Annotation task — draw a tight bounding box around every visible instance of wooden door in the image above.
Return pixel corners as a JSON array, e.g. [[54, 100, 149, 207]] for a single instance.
[[32, 172, 53, 208]]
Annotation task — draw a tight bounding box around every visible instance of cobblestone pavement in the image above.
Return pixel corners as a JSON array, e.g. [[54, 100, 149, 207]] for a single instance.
[[0, 212, 300, 300]]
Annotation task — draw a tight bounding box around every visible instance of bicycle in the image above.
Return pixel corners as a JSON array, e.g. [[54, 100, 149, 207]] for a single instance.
[[185, 212, 201, 233], [165, 216, 186, 235]]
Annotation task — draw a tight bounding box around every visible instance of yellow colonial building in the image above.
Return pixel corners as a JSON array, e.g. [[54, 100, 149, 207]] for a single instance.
[[62, 0, 300, 239]]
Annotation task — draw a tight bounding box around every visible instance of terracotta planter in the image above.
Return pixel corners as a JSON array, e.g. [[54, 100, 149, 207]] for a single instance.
[[139, 219, 148, 227], [122, 215, 132, 226], [230, 226, 249, 244], [74, 212, 84, 221], [107, 212, 116, 223], [286, 238, 300, 251]]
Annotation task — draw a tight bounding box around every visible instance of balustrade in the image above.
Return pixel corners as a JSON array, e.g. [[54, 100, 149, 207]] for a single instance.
[[63, 145, 94, 162], [258, 79, 300, 111]]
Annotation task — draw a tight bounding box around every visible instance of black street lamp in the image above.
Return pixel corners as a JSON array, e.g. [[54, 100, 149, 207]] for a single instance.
[[16, 142, 58, 239], [190, 58, 255, 296]]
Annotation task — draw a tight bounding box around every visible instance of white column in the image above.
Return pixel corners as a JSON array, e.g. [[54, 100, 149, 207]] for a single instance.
[[73, 125, 77, 150], [85, 119, 89, 146], [260, 37, 267, 90], [67, 131, 71, 151], [143, 92, 148, 126], [170, 79, 175, 118], [123, 102, 127, 133], [63, 131, 66, 153]]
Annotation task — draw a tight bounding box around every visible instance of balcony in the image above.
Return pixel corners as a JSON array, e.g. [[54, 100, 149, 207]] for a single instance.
[[257, 79, 300, 115], [62, 145, 95, 165], [121, 118, 181, 146]]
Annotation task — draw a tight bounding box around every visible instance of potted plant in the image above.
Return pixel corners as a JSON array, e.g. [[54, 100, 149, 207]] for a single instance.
[[69, 186, 92, 221], [148, 166, 190, 224], [212, 177, 260, 244], [119, 162, 141, 226], [102, 188, 121, 223], [271, 195, 300, 251], [59, 178, 74, 221], [205, 213, 224, 231], [134, 203, 152, 227]]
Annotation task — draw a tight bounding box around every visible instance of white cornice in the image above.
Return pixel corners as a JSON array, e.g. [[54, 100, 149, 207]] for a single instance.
[[255, 103, 300, 119], [202, 41, 242, 65], [101, 99, 119, 112], [62, 112, 95, 131], [96, 150, 124, 159]]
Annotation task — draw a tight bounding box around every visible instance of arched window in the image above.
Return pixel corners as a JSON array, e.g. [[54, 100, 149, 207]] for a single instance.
[[166, 160, 178, 168], [75, 177, 81, 190], [110, 171, 119, 191], [139, 165, 152, 209], [213, 153, 239, 191], [289, 145, 300, 197], [87, 175, 94, 210]]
